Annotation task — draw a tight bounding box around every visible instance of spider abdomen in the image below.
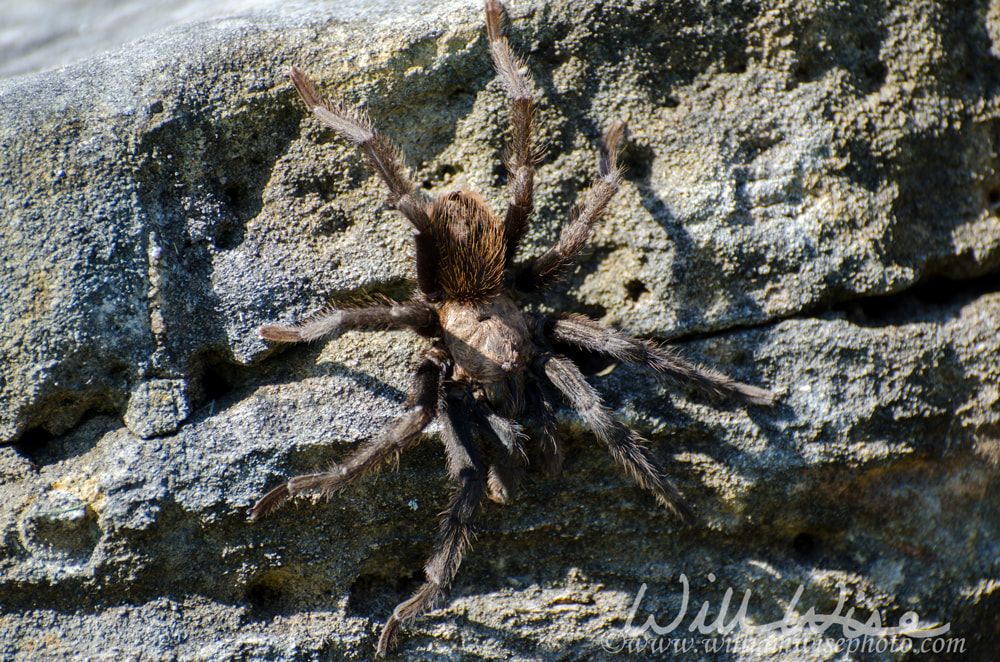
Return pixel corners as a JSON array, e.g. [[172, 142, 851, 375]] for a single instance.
[[439, 295, 530, 384], [432, 191, 506, 301]]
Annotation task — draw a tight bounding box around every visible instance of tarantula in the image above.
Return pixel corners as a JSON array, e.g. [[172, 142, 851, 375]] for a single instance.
[[251, 0, 774, 655]]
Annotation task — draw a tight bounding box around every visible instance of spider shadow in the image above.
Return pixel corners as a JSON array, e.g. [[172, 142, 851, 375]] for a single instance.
[[634, 175, 770, 332], [555, 187, 798, 540], [251, 337, 409, 404]]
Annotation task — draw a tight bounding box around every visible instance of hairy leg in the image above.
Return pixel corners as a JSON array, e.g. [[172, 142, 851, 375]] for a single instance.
[[543, 313, 775, 406], [516, 120, 625, 292], [259, 300, 439, 343], [470, 398, 526, 503], [249, 347, 445, 519], [377, 391, 486, 656], [287, 67, 441, 299], [539, 353, 696, 525], [485, 0, 537, 265], [526, 378, 563, 474]]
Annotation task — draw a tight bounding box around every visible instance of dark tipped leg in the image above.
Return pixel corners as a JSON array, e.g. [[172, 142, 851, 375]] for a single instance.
[[377, 391, 486, 656], [516, 121, 625, 292], [259, 300, 439, 343], [539, 353, 696, 525], [249, 348, 445, 520], [543, 313, 776, 406]]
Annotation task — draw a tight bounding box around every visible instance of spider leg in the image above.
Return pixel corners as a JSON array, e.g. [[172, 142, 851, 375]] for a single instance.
[[538, 353, 697, 525], [526, 378, 563, 474], [485, 0, 537, 266], [377, 391, 486, 656], [516, 120, 625, 293], [249, 347, 445, 520], [287, 67, 442, 299], [259, 300, 439, 343], [543, 313, 776, 406], [470, 398, 526, 503]]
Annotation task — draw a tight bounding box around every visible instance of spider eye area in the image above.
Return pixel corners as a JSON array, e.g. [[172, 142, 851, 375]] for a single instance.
[[440, 295, 530, 384]]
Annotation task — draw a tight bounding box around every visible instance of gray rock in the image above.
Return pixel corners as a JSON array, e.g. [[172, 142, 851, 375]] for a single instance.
[[124, 379, 192, 438], [1, 0, 999, 660]]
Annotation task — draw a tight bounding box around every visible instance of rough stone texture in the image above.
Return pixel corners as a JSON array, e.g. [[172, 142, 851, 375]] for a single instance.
[[124, 379, 192, 439], [2, 0, 999, 660]]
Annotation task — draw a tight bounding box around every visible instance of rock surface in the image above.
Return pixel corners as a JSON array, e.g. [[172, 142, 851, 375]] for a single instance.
[[2, 0, 999, 660]]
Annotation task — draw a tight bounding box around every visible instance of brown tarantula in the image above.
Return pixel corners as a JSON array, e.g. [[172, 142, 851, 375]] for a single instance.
[[252, 0, 775, 655]]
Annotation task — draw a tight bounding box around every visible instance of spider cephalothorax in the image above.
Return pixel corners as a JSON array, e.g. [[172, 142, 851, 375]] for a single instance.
[[252, 0, 775, 656]]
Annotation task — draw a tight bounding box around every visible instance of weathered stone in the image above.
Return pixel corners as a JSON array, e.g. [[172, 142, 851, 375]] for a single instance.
[[123, 379, 192, 438], [16, 489, 99, 572], [1, 0, 998, 660]]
